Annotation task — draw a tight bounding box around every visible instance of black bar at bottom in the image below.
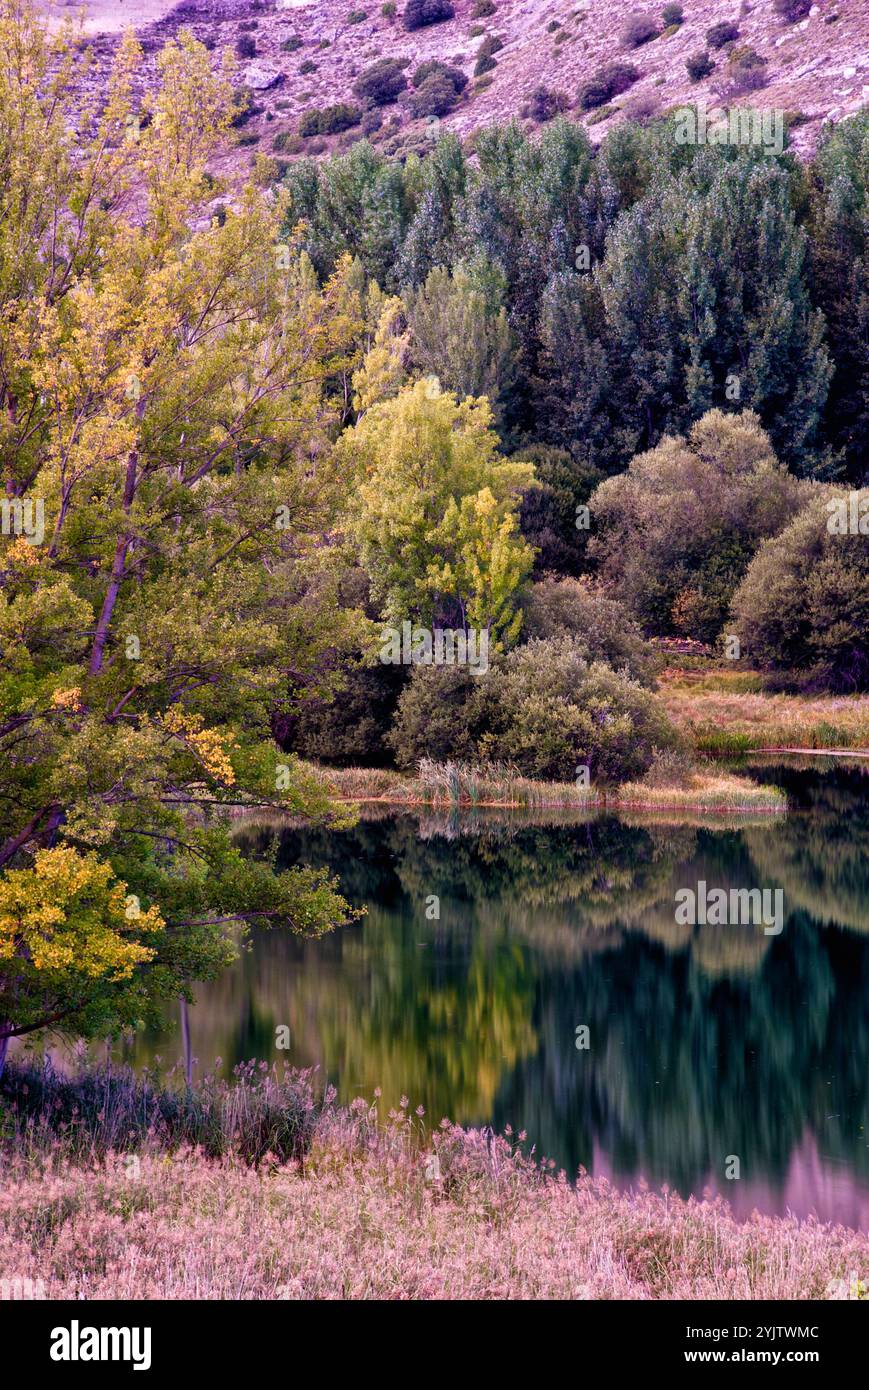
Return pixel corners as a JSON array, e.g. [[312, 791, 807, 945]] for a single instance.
[[1, 1296, 863, 1374]]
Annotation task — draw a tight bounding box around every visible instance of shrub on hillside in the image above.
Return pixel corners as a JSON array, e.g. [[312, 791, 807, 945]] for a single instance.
[[686, 50, 715, 81], [730, 490, 869, 692], [661, 3, 684, 24], [403, 0, 455, 31], [353, 57, 409, 106], [705, 20, 739, 48], [621, 12, 660, 48], [528, 85, 569, 122], [623, 89, 661, 123], [478, 32, 504, 56], [236, 34, 257, 59], [475, 53, 497, 78], [577, 61, 639, 110], [774, 0, 811, 19], [411, 73, 463, 117], [413, 60, 467, 90], [472, 0, 497, 14], [298, 104, 362, 136], [720, 46, 768, 95], [272, 129, 303, 154]]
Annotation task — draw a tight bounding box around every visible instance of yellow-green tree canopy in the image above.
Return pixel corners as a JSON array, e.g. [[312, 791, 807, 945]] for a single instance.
[[337, 378, 535, 642]]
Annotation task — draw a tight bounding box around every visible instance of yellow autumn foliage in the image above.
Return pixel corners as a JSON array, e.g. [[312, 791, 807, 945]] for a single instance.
[[0, 847, 162, 981]]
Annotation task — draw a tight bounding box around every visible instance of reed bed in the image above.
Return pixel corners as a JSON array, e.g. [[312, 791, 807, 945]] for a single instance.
[[0, 1061, 865, 1301]]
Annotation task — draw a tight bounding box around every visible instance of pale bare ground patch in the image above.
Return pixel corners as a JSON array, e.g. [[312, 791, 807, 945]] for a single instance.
[[38, 0, 177, 34]]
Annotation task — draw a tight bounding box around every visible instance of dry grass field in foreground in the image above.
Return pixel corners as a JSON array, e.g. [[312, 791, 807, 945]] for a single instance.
[[1, 1063, 867, 1300]]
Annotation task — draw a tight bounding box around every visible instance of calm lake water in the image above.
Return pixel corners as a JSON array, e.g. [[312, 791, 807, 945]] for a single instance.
[[134, 758, 869, 1225]]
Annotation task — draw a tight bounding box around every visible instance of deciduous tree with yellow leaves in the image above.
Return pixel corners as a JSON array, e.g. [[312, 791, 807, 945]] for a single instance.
[[0, 3, 366, 1071]]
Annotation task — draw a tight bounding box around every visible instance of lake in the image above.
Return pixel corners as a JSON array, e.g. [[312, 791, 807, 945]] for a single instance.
[[132, 757, 869, 1225]]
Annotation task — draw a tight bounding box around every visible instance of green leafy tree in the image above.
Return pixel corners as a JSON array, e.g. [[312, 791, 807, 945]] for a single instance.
[[405, 263, 517, 426], [588, 410, 804, 639], [809, 111, 869, 483], [597, 153, 833, 475], [731, 489, 869, 690], [0, 7, 362, 1068], [337, 378, 534, 639]]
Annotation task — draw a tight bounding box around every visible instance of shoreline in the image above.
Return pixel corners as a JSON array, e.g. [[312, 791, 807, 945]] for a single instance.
[[298, 764, 790, 817]]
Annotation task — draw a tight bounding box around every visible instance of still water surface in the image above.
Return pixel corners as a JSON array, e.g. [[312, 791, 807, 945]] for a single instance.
[[135, 758, 869, 1225]]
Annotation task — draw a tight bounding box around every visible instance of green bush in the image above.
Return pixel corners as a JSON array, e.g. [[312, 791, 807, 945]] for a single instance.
[[528, 85, 569, 122], [578, 62, 638, 110], [620, 12, 660, 48], [484, 642, 677, 782], [272, 129, 303, 154], [388, 664, 488, 767], [236, 34, 257, 59], [522, 578, 660, 686], [411, 73, 463, 117], [348, 8, 368, 22], [471, 0, 496, 14], [724, 46, 768, 95], [413, 60, 468, 91], [281, 36, 303, 53], [661, 3, 683, 23], [588, 410, 804, 642], [474, 53, 497, 78], [706, 20, 739, 48], [353, 57, 409, 106], [478, 33, 503, 56], [774, 0, 810, 18], [731, 490, 869, 691], [382, 1, 397, 14], [685, 50, 714, 81], [404, 0, 455, 31], [298, 103, 362, 137], [388, 639, 677, 782], [299, 59, 317, 75]]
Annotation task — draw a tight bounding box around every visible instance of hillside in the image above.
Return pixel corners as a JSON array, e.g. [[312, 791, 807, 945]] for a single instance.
[[42, 0, 868, 178]]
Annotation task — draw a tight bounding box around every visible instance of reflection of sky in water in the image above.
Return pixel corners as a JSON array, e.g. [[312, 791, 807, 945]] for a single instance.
[[59, 759, 869, 1225]]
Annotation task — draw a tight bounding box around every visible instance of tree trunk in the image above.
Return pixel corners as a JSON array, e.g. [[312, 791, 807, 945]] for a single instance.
[[88, 447, 139, 676], [180, 997, 193, 1088]]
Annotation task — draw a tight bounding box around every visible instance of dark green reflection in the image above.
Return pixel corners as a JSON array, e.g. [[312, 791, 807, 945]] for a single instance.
[[136, 760, 869, 1220]]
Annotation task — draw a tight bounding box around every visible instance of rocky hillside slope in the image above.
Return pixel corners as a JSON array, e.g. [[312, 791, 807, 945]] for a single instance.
[[44, 0, 869, 176]]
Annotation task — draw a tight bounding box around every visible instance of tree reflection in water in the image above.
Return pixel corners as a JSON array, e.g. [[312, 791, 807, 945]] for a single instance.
[[131, 759, 869, 1221]]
